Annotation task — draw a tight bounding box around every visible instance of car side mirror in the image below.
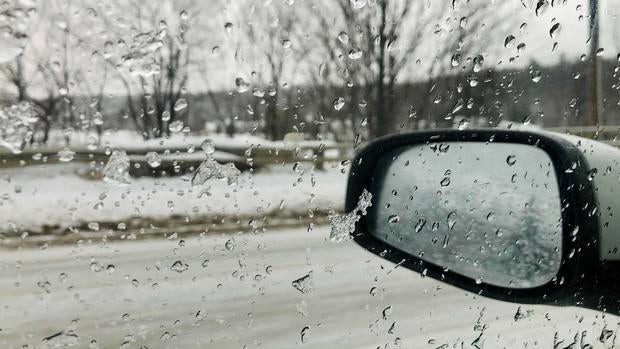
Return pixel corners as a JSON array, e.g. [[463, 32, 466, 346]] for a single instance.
[[346, 129, 620, 309]]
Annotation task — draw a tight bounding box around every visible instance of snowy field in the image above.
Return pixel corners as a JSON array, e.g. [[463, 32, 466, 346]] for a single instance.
[[0, 160, 348, 236]]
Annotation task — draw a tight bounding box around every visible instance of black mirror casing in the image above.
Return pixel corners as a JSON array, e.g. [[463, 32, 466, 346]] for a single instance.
[[347, 129, 600, 305]]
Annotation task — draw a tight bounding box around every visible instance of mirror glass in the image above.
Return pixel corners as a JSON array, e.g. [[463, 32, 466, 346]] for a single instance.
[[369, 142, 563, 289]]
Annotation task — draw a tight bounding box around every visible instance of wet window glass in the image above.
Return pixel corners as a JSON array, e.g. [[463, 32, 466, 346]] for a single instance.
[[0, 0, 618, 348]]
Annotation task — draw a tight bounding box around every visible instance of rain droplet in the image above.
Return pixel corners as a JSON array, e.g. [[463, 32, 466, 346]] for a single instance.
[[224, 22, 234, 35], [170, 260, 189, 273], [333, 97, 345, 111], [451, 53, 461, 67], [414, 218, 426, 233], [506, 155, 517, 166], [382, 306, 393, 320], [388, 215, 400, 224], [41, 331, 79, 348], [531, 70, 542, 83], [173, 98, 188, 112], [168, 120, 184, 132], [300, 326, 310, 343], [440, 177, 451, 187], [201, 138, 216, 155], [504, 35, 516, 48], [338, 31, 349, 44], [292, 272, 313, 294], [57, 148, 75, 162], [535, 0, 549, 16], [549, 23, 561, 38], [517, 43, 526, 54], [235, 77, 250, 93], [348, 48, 362, 60], [350, 0, 367, 9], [473, 55, 484, 72]]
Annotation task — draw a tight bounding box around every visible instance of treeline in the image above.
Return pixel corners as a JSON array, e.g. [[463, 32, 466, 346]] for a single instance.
[[0, 0, 612, 145]]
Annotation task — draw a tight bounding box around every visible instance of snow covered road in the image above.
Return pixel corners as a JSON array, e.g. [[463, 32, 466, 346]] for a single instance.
[[0, 226, 615, 349]]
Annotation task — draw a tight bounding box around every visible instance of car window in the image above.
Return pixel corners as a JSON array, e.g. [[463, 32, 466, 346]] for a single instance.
[[1, 0, 620, 348]]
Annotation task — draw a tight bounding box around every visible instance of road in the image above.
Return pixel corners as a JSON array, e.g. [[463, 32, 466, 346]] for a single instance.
[[0, 226, 616, 349]]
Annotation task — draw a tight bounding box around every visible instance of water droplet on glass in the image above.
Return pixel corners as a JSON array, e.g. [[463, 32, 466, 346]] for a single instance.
[[338, 31, 349, 44], [451, 53, 461, 67], [224, 22, 234, 35], [517, 42, 526, 54], [382, 306, 393, 320], [473, 55, 484, 72], [333, 97, 345, 111], [170, 260, 189, 273], [506, 155, 517, 166], [535, 0, 549, 16], [292, 272, 313, 294], [350, 0, 367, 9], [41, 331, 79, 348], [504, 35, 516, 48], [531, 70, 542, 83], [201, 139, 216, 155], [168, 120, 184, 132], [173, 98, 188, 112], [57, 148, 75, 162], [388, 215, 400, 224], [348, 48, 362, 60], [549, 23, 561, 38], [300, 326, 310, 343], [440, 176, 451, 187], [411, 219, 425, 234], [235, 77, 250, 93]]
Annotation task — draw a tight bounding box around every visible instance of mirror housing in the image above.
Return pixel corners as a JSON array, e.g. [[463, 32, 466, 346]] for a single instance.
[[347, 129, 610, 305]]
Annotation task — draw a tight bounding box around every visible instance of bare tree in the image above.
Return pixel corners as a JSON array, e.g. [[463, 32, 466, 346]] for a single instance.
[[236, 1, 311, 141], [310, 0, 503, 138], [87, 0, 208, 139]]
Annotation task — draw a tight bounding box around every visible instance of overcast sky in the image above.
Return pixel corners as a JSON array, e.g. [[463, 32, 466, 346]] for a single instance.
[[2, 0, 620, 97]]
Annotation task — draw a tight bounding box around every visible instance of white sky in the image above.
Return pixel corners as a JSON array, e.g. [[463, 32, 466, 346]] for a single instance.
[[2, 0, 620, 96]]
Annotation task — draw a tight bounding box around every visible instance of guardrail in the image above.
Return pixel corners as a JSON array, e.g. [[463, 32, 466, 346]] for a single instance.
[[0, 142, 356, 173]]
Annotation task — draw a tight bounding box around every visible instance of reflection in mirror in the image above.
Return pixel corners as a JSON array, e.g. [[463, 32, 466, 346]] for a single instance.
[[369, 142, 562, 289]]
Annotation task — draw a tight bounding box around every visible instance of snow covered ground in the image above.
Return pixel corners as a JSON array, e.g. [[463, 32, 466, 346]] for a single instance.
[[0, 161, 348, 235]]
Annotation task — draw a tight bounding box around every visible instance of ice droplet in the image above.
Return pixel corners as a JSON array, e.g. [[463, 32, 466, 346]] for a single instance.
[[145, 151, 161, 168], [0, 102, 38, 154], [103, 150, 131, 186], [329, 189, 373, 243], [192, 157, 241, 186]]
